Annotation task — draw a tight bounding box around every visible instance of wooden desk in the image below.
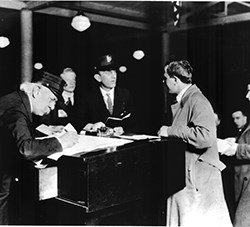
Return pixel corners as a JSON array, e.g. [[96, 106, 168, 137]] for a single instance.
[[56, 138, 185, 225], [9, 137, 185, 225]]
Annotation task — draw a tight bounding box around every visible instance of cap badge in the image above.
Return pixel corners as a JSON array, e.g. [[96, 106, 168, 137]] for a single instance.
[[106, 55, 112, 63]]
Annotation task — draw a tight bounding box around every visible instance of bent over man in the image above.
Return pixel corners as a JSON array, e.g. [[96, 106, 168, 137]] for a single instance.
[[0, 73, 78, 224]]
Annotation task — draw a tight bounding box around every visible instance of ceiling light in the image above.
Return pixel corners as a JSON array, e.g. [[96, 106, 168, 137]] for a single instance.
[[34, 62, 43, 70], [119, 66, 127, 73], [71, 11, 91, 32], [133, 50, 145, 60], [0, 36, 10, 48]]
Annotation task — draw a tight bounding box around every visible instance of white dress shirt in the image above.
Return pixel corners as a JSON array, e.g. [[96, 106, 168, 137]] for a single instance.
[[100, 87, 114, 110]]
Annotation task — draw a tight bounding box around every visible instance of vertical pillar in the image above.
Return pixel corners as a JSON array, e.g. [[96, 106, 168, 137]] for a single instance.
[[162, 32, 170, 115], [20, 8, 33, 83], [162, 32, 170, 66]]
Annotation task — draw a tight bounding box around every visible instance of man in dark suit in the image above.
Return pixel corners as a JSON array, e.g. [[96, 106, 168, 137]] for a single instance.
[[37, 68, 77, 130], [74, 54, 134, 135], [0, 73, 78, 224]]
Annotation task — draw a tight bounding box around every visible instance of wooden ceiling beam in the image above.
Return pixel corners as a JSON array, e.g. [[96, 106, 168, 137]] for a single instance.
[[0, 0, 26, 10], [35, 7, 155, 31], [53, 1, 148, 22], [181, 2, 219, 21], [235, 1, 250, 9], [163, 11, 250, 33], [24, 1, 56, 10]]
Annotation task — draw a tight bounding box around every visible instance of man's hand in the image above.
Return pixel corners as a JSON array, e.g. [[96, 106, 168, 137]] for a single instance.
[[58, 131, 79, 149], [83, 122, 106, 132], [113, 126, 124, 136], [157, 126, 169, 137], [49, 125, 64, 134]]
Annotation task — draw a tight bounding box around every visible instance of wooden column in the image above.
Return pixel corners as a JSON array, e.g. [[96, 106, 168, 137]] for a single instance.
[[20, 8, 33, 83], [162, 32, 170, 66]]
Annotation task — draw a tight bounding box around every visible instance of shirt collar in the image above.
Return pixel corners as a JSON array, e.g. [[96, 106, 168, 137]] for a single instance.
[[176, 84, 192, 103], [27, 93, 33, 113], [62, 91, 74, 103], [100, 87, 115, 97]]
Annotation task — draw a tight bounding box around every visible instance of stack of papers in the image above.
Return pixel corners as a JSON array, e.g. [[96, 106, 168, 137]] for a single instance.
[[48, 135, 133, 161]]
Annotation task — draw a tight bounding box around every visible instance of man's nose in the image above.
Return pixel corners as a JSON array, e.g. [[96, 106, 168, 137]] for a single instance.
[[246, 91, 250, 100], [50, 102, 56, 110]]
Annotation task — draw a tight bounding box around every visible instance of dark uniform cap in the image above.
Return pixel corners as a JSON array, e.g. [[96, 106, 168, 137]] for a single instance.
[[40, 72, 66, 100], [94, 54, 116, 71]]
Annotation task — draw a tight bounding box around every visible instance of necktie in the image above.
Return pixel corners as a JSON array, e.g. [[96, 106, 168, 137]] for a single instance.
[[66, 97, 72, 107], [106, 93, 113, 114]]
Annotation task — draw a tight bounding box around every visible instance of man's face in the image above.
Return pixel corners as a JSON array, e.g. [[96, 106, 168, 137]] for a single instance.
[[246, 84, 250, 101], [98, 70, 117, 90], [33, 86, 57, 116], [163, 70, 178, 94], [232, 111, 247, 129], [61, 71, 76, 93]]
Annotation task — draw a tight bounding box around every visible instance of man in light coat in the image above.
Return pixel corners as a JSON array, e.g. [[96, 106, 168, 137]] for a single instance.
[[158, 60, 232, 226]]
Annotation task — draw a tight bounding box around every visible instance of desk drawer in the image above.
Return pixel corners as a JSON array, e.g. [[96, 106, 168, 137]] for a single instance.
[[58, 143, 153, 212]]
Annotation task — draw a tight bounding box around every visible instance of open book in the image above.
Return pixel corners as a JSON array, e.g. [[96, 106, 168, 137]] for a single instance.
[[105, 113, 131, 128]]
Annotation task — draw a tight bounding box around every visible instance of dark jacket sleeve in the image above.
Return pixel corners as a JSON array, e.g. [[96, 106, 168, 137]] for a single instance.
[[3, 109, 62, 161]]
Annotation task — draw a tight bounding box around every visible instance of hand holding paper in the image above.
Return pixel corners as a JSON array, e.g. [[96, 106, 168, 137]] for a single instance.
[[36, 123, 79, 149], [217, 138, 238, 156], [57, 131, 79, 149]]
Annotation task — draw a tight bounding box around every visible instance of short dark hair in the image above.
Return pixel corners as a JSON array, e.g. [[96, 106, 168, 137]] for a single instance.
[[165, 60, 193, 84], [232, 104, 250, 118]]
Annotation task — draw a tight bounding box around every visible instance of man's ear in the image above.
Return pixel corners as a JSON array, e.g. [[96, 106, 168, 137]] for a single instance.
[[94, 73, 102, 82], [173, 76, 178, 82], [32, 85, 41, 98]]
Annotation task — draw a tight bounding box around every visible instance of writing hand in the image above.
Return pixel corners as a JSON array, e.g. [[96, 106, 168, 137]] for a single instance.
[[58, 131, 79, 149]]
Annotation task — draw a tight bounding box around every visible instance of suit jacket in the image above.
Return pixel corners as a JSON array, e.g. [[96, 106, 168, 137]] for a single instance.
[[233, 123, 250, 227], [166, 84, 231, 226], [0, 91, 62, 163], [0, 90, 63, 224], [73, 86, 134, 132]]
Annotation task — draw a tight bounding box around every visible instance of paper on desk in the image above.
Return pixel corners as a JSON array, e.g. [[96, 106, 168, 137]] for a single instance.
[[36, 124, 54, 136], [217, 138, 232, 154], [117, 134, 160, 141], [36, 123, 77, 139], [48, 135, 133, 161]]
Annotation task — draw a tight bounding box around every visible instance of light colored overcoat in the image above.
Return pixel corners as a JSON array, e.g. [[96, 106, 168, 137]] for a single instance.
[[166, 84, 232, 226]]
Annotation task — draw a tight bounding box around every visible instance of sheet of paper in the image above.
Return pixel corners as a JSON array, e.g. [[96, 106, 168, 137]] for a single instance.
[[48, 135, 133, 161], [217, 138, 232, 154], [36, 123, 77, 138], [117, 134, 160, 141], [36, 124, 53, 136]]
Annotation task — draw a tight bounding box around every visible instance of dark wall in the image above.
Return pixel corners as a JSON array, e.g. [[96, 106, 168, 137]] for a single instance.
[[0, 10, 20, 97], [33, 13, 164, 134], [169, 22, 250, 138]]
